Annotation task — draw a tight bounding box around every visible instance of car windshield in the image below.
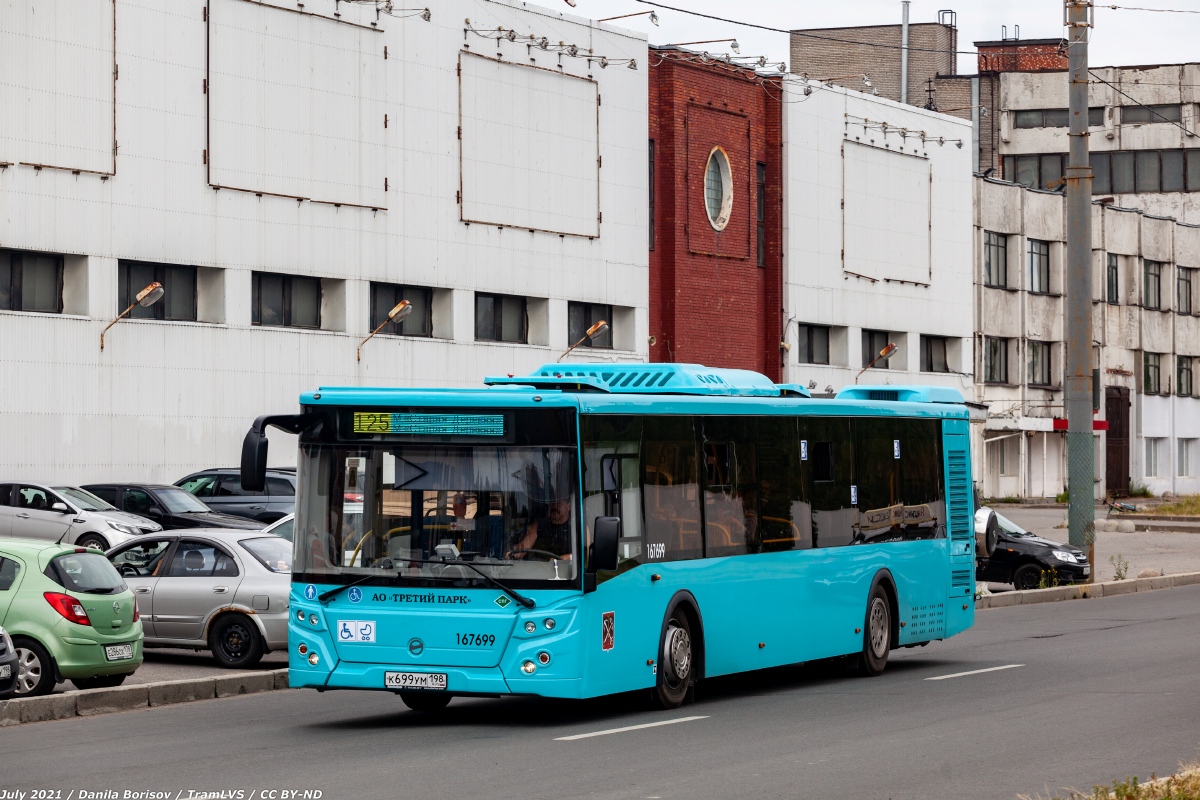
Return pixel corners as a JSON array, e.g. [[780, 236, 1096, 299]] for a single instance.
[[294, 407, 579, 588], [44, 552, 127, 595], [53, 487, 116, 512], [240, 537, 292, 573], [157, 488, 212, 513], [994, 512, 1032, 537]]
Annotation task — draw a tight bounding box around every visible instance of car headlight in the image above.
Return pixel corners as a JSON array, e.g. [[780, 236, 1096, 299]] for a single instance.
[[1052, 550, 1079, 564], [0, 627, 11, 651], [107, 521, 138, 535]]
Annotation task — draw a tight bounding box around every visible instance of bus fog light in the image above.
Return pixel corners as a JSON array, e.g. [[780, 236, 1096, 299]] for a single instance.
[[544, 618, 556, 631], [297, 610, 306, 621], [524, 621, 536, 633], [308, 652, 320, 666], [298, 643, 308, 655], [521, 660, 537, 674], [537, 651, 551, 666]]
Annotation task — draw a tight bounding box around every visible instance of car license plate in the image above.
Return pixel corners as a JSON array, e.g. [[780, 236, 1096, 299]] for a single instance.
[[104, 643, 134, 661], [0, 665, 9, 679], [384, 671, 447, 691], [1083, 566, 1091, 576]]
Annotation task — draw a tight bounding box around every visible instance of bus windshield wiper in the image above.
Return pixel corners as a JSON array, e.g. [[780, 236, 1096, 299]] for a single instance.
[[404, 557, 535, 609]]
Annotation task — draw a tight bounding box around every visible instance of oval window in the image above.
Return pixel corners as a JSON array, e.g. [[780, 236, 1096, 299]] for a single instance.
[[704, 146, 733, 231]]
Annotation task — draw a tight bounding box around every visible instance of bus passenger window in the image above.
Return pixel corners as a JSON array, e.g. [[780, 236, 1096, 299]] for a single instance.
[[899, 419, 945, 539], [757, 417, 810, 552], [642, 416, 703, 562], [803, 418, 855, 548], [852, 419, 905, 543], [701, 417, 758, 557]]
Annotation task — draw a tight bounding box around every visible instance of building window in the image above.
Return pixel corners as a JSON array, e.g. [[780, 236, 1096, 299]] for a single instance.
[[756, 162, 766, 268], [567, 302, 612, 349], [1028, 239, 1050, 294], [703, 146, 732, 231], [1091, 149, 1200, 195], [797, 324, 830, 365], [1012, 107, 1104, 128], [474, 293, 527, 343], [1144, 261, 1163, 310], [0, 248, 63, 314], [1179, 356, 1194, 397], [861, 329, 891, 370], [921, 335, 949, 373], [1178, 267, 1194, 315], [369, 283, 432, 337], [984, 231, 1008, 288], [1146, 437, 1163, 478], [648, 139, 655, 251], [1121, 104, 1182, 125], [251, 272, 320, 329], [985, 337, 1009, 384], [1028, 340, 1052, 386], [1144, 351, 1162, 394], [1005, 153, 1065, 192], [118, 261, 196, 321], [1107, 253, 1120, 305], [1179, 439, 1196, 478]]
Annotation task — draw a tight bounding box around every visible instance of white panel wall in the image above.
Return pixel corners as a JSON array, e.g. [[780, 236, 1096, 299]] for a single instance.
[[0, 0, 115, 173], [459, 52, 599, 236], [0, 0, 649, 484], [207, 0, 387, 207], [842, 141, 931, 284]]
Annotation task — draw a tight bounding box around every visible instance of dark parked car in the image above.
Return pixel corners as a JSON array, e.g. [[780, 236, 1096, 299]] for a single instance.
[[174, 468, 295, 523], [976, 510, 1091, 590], [81, 484, 264, 532]]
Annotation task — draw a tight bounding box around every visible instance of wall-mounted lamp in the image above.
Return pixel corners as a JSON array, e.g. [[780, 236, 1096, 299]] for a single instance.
[[357, 299, 412, 362], [665, 38, 740, 54], [100, 282, 164, 350], [558, 320, 609, 362], [779, 341, 792, 352], [855, 342, 898, 383], [598, 10, 658, 25]]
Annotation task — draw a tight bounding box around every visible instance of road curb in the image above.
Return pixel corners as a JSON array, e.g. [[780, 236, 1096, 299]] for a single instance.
[[0, 668, 288, 726], [977, 571, 1200, 609]]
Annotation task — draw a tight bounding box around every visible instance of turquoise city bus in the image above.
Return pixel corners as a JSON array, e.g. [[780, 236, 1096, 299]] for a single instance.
[[240, 363, 980, 711]]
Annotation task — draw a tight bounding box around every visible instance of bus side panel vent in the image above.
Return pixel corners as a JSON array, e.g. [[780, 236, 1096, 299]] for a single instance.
[[951, 569, 972, 589], [946, 450, 971, 540]]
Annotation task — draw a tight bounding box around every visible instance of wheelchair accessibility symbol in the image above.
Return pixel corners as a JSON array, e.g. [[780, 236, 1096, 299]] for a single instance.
[[304, 584, 317, 601], [348, 587, 363, 603], [338, 619, 376, 643]]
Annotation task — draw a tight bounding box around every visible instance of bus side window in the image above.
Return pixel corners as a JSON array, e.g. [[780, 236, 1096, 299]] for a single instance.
[[803, 418, 855, 548], [899, 419, 944, 538], [757, 416, 810, 552], [852, 418, 905, 543], [642, 416, 703, 562], [701, 417, 758, 557]]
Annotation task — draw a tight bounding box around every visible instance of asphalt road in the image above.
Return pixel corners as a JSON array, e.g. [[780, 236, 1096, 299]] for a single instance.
[[5, 586, 1200, 800]]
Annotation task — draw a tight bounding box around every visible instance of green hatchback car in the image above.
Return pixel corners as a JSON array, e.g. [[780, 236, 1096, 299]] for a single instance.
[[0, 540, 143, 696]]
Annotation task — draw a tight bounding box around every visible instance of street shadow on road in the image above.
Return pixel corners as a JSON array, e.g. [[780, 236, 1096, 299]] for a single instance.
[[304, 653, 963, 733]]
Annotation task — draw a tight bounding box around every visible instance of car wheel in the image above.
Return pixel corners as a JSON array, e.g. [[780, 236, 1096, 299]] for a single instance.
[[859, 583, 892, 677], [208, 615, 264, 668], [12, 637, 56, 697], [71, 674, 128, 691], [652, 609, 694, 709], [76, 533, 109, 550], [1012, 563, 1044, 591], [400, 692, 452, 712]]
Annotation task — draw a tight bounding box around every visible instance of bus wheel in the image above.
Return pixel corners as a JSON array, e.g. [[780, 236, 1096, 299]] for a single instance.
[[652, 612, 693, 709], [400, 692, 452, 712], [859, 584, 892, 677]]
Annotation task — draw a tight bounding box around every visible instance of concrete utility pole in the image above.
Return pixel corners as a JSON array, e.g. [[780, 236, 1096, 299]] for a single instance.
[[1064, 0, 1094, 554]]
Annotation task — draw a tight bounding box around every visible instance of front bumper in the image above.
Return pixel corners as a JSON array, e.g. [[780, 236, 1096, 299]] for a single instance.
[[1053, 563, 1091, 584], [0, 654, 16, 696]]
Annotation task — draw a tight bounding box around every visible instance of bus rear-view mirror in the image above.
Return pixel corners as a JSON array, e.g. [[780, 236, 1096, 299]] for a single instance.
[[592, 516, 620, 572]]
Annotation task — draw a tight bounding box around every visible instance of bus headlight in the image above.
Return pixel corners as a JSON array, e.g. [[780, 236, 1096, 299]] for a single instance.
[[297, 610, 306, 622], [521, 660, 537, 674], [524, 621, 536, 633], [309, 614, 319, 626], [544, 618, 556, 630]]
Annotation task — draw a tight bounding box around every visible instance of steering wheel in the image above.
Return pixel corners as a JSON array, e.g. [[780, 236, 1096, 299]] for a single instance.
[[509, 548, 562, 561], [118, 564, 140, 577]]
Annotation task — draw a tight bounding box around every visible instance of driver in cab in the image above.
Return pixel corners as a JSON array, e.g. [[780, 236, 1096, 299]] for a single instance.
[[510, 494, 573, 560]]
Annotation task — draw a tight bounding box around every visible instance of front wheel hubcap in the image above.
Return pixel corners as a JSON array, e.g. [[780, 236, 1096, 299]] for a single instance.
[[868, 598, 889, 658], [662, 623, 692, 686], [15, 648, 42, 695]]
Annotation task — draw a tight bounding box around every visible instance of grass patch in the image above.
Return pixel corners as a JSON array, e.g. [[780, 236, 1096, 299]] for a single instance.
[[1020, 765, 1200, 799], [1128, 482, 1153, 498], [1153, 495, 1200, 516]]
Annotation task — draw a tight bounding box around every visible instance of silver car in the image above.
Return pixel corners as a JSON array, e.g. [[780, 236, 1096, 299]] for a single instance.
[[0, 482, 161, 550], [104, 529, 290, 668]]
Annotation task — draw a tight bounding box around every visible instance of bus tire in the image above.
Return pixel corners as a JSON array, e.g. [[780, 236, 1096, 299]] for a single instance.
[[860, 582, 892, 677], [400, 692, 452, 712], [652, 608, 694, 709]]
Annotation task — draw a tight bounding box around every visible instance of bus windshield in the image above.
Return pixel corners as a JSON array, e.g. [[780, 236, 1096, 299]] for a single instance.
[[294, 411, 579, 588]]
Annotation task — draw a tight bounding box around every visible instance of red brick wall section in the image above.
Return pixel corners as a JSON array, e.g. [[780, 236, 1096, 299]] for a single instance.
[[977, 43, 1067, 74], [648, 53, 783, 381]]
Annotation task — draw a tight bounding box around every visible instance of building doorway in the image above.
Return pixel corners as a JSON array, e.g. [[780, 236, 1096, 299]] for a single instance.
[[1105, 386, 1130, 496]]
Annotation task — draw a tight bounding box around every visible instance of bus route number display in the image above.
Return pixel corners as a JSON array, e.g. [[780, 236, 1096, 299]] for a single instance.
[[353, 412, 505, 437]]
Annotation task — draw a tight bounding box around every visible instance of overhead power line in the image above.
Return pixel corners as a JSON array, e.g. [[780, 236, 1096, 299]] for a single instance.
[[1102, 4, 1200, 13]]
